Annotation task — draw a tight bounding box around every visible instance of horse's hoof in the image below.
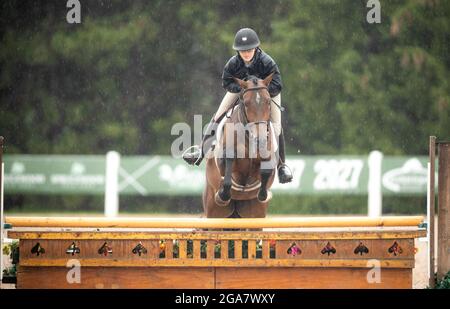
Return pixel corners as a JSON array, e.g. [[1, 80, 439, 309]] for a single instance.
[[257, 189, 267, 202], [215, 191, 231, 206], [257, 190, 272, 203]]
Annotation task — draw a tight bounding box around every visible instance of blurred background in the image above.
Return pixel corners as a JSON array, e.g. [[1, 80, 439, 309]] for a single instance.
[[0, 0, 448, 216]]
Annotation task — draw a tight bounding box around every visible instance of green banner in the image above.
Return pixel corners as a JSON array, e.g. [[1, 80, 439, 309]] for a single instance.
[[118, 155, 369, 195], [4, 155, 105, 194], [3, 154, 431, 196], [381, 156, 429, 195], [118, 156, 204, 195]]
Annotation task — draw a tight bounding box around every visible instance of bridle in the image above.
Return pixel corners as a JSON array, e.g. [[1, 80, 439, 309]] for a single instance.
[[237, 85, 272, 159], [238, 85, 271, 126]]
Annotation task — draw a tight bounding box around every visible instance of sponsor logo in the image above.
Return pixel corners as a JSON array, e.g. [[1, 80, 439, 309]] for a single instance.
[[382, 158, 427, 192]]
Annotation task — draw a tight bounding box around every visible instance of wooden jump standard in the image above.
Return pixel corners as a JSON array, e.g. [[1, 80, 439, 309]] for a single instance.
[[6, 216, 425, 289]]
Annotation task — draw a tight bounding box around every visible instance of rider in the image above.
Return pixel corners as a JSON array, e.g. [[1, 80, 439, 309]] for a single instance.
[[183, 28, 293, 184]]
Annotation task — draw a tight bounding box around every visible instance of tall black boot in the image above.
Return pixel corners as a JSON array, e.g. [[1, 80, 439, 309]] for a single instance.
[[277, 128, 293, 183], [183, 117, 218, 166]]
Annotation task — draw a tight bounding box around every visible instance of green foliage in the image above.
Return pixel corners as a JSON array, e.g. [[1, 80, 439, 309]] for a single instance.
[[271, 0, 449, 155], [429, 271, 450, 289], [1, 0, 448, 213], [2, 1, 447, 154], [2, 241, 19, 278]]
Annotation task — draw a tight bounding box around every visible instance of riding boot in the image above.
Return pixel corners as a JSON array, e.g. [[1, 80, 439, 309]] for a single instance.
[[277, 128, 293, 183], [183, 117, 219, 166]]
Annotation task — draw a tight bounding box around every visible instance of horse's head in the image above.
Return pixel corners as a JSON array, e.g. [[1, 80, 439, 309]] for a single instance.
[[233, 73, 274, 157], [234, 73, 273, 123]]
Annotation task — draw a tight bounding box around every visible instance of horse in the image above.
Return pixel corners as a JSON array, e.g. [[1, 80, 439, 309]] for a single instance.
[[203, 74, 277, 218]]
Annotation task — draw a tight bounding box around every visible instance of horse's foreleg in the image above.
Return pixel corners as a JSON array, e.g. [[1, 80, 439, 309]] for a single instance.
[[257, 167, 273, 202], [215, 158, 233, 206]]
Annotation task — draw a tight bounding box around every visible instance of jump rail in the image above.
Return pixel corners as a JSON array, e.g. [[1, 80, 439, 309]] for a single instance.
[[5, 215, 424, 229]]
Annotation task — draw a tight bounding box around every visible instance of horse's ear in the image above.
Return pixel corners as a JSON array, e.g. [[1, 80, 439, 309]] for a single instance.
[[263, 72, 274, 86], [233, 77, 247, 89]]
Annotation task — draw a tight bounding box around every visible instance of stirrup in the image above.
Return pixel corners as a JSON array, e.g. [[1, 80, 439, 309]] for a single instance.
[[182, 145, 203, 165], [278, 163, 293, 183]]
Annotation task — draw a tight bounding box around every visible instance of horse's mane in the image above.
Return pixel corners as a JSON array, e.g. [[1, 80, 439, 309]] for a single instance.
[[245, 75, 259, 86]]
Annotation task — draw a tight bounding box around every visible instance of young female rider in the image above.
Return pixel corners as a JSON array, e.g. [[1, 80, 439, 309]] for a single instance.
[[183, 28, 292, 184]]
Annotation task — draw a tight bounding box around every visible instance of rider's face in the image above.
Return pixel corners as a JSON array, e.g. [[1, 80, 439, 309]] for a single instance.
[[239, 48, 256, 63]]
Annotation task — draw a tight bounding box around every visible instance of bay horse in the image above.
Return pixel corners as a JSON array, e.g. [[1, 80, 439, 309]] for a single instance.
[[203, 74, 277, 218]]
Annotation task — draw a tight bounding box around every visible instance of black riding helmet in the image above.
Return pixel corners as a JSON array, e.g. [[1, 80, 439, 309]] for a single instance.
[[233, 28, 260, 51]]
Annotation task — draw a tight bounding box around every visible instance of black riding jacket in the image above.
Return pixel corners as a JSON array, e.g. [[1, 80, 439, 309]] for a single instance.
[[222, 48, 283, 97]]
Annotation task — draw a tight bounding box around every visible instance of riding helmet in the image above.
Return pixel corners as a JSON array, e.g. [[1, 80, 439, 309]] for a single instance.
[[232, 28, 260, 51]]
